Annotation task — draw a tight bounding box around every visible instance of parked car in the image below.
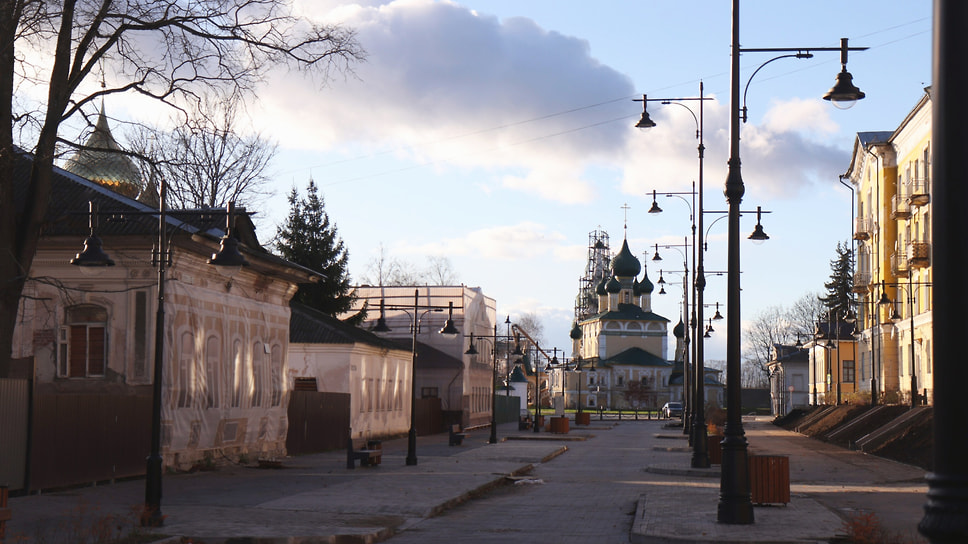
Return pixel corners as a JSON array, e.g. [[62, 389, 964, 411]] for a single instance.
[[662, 401, 683, 418]]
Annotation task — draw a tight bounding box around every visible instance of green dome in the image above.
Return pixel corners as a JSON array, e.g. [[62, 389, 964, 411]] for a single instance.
[[611, 238, 641, 278], [673, 319, 685, 338], [570, 323, 582, 340], [606, 275, 622, 293], [596, 276, 608, 296], [639, 269, 655, 294]]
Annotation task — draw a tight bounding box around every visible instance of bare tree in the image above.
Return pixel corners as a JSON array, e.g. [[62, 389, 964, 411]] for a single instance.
[[127, 95, 276, 209], [0, 0, 364, 370], [362, 247, 457, 286], [425, 255, 457, 286], [787, 292, 826, 338], [742, 305, 793, 387], [516, 312, 546, 347]]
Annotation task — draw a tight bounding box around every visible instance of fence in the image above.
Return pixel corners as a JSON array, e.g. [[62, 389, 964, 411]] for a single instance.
[[29, 391, 152, 490], [286, 391, 351, 455], [0, 379, 28, 491]]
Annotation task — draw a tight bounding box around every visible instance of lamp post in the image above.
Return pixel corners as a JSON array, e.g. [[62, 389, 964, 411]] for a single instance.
[[654, 240, 691, 435], [920, 6, 968, 539], [720, 0, 866, 525], [465, 320, 514, 444], [637, 86, 712, 467], [71, 180, 249, 526], [511, 324, 556, 433], [372, 291, 457, 465]]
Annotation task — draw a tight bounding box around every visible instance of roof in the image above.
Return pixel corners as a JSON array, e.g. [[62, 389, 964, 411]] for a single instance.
[[857, 131, 893, 149], [387, 338, 463, 371], [12, 147, 321, 282], [585, 303, 669, 324], [289, 302, 402, 350], [599, 347, 672, 368]]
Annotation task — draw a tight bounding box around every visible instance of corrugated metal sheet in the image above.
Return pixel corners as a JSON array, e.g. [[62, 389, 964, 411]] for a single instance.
[[0, 379, 28, 490]]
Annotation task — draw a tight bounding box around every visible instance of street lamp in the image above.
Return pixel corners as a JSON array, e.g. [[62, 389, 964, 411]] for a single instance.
[[511, 324, 557, 433], [465, 320, 514, 444], [720, 0, 866, 524], [372, 291, 455, 466], [654, 240, 692, 437], [71, 182, 249, 527]]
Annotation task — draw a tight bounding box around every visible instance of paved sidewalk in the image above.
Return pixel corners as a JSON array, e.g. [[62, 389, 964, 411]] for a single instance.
[[4, 416, 930, 543], [633, 416, 929, 543]]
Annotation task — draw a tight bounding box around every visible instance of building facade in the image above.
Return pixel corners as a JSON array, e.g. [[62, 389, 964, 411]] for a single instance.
[[845, 89, 934, 405], [349, 285, 497, 427]]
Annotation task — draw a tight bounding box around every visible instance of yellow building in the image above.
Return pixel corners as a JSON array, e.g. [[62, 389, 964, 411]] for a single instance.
[[844, 89, 933, 405]]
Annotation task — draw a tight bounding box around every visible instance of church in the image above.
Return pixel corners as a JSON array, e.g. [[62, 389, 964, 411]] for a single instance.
[[566, 235, 718, 411]]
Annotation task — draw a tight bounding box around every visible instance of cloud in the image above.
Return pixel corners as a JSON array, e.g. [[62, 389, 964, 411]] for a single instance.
[[252, 0, 634, 196], [395, 221, 567, 260], [619, 95, 849, 201]]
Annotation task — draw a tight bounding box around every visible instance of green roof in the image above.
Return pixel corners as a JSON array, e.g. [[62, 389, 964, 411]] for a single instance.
[[599, 347, 672, 368], [583, 303, 669, 324]]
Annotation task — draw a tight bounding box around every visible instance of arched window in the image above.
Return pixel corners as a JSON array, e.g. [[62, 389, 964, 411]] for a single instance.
[[60, 304, 108, 378], [176, 331, 195, 408], [206, 336, 221, 408]]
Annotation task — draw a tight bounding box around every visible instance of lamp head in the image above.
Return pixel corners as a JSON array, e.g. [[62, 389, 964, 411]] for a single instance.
[[635, 95, 657, 129], [648, 190, 663, 213], [208, 234, 250, 277], [71, 233, 115, 268], [823, 69, 866, 109], [439, 302, 460, 338]]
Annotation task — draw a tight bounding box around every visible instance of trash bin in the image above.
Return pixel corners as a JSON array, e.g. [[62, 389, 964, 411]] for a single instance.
[[749, 455, 790, 505]]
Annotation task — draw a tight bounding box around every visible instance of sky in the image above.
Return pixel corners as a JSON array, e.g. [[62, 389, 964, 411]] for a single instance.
[[105, 1, 934, 361]]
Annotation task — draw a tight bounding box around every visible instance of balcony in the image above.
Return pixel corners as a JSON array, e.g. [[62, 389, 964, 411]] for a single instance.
[[891, 193, 911, 220], [853, 217, 871, 241], [907, 242, 931, 268], [853, 271, 871, 293], [909, 178, 930, 207], [891, 252, 909, 276]]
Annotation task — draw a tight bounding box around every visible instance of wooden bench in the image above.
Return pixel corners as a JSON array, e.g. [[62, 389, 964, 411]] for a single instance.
[[448, 424, 468, 446], [346, 437, 382, 469], [0, 486, 11, 540]]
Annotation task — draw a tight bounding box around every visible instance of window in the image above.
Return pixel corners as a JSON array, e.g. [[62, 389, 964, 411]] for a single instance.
[[252, 341, 264, 408], [60, 305, 108, 378], [421, 387, 439, 398], [230, 340, 243, 407], [842, 360, 855, 383], [132, 291, 149, 380], [206, 336, 220, 408], [617, 376, 624, 386], [270, 344, 283, 407], [176, 331, 195, 408]]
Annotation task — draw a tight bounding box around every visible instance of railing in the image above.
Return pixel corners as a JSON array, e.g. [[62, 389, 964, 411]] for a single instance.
[[853, 271, 871, 293], [907, 242, 931, 268], [892, 193, 911, 220], [853, 217, 871, 240], [909, 177, 930, 207], [891, 252, 909, 276]]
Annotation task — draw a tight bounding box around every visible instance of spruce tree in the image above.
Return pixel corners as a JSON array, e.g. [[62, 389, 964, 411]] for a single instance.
[[820, 241, 854, 319], [276, 180, 364, 324]]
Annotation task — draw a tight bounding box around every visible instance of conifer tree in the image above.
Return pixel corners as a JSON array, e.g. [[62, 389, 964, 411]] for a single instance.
[[276, 180, 364, 324], [820, 241, 854, 318]]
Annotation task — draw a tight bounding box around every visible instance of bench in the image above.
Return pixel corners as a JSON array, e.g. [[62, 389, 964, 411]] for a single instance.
[[448, 424, 468, 446], [346, 437, 382, 469]]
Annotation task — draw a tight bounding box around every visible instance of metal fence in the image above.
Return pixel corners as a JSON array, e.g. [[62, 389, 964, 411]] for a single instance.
[[286, 391, 351, 455], [29, 392, 152, 491]]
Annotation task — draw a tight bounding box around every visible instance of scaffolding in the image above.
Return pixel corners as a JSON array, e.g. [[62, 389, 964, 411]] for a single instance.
[[574, 228, 611, 321]]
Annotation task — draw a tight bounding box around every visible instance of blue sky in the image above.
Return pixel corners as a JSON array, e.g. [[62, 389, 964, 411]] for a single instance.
[[236, 1, 931, 360]]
